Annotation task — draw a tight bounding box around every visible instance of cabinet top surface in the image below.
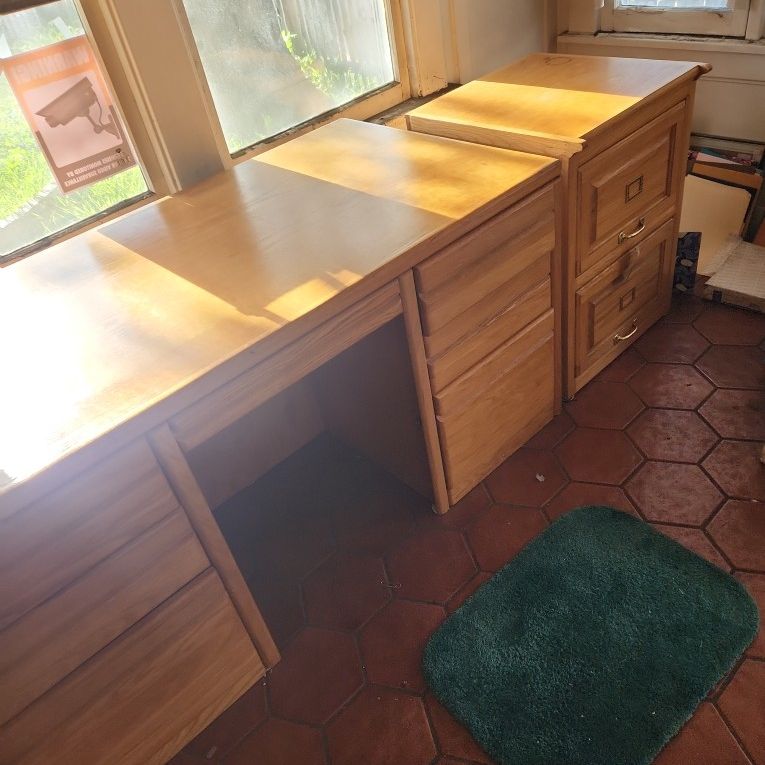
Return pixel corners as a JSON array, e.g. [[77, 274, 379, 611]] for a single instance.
[[0, 118, 557, 496], [408, 53, 708, 146]]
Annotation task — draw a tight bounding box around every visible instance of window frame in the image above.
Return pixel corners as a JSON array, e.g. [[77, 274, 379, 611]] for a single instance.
[[2, 0, 415, 264], [0, 0, 159, 265], [173, 0, 412, 167], [601, 0, 753, 37]]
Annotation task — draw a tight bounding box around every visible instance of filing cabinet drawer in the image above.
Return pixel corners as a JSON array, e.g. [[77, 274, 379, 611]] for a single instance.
[[0, 570, 265, 765], [427, 275, 551, 393], [576, 102, 684, 276], [0, 509, 208, 725], [416, 184, 555, 335], [575, 218, 675, 378], [435, 312, 555, 503], [0, 439, 181, 631]]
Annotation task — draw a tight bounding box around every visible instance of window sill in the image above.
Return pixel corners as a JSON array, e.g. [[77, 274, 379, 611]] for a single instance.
[[558, 31, 765, 55]]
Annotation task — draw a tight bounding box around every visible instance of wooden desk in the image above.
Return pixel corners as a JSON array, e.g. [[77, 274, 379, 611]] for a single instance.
[[0, 119, 560, 764], [408, 53, 710, 396]]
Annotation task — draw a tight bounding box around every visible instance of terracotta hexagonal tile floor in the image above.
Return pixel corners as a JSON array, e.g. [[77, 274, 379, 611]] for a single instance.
[[652, 702, 750, 765], [597, 348, 646, 382], [693, 303, 765, 345], [707, 500, 765, 571], [302, 552, 390, 631], [629, 363, 714, 409], [385, 528, 476, 603], [700, 389, 765, 441], [565, 380, 645, 429], [484, 448, 568, 506], [627, 409, 718, 463], [326, 687, 437, 765], [358, 599, 445, 693], [652, 525, 731, 571], [543, 482, 638, 520], [635, 322, 709, 363], [555, 428, 642, 485], [625, 462, 723, 525], [717, 661, 765, 764], [465, 505, 548, 572], [225, 718, 327, 765], [268, 628, 364, 724], [703, 441, 765, 501], [696, 345, 765, 390], [736, 573, 764, 659], [174, 297, 763, 765]]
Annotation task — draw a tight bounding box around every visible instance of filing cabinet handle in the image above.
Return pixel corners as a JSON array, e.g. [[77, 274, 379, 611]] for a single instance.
[[614, 319, 638, 343], [618, 218, 646, 245]]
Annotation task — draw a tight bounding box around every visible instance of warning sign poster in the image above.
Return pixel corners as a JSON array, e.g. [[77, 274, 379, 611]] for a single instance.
[[3, 35, 136, 193]]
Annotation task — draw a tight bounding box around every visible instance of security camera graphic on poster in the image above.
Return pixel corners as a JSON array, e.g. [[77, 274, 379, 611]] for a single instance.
[[35, 76, 119, 138]]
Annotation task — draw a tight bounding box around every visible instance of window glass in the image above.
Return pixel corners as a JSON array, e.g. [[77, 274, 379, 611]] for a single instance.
[[0, 0, 148, 261], [618, 1, 729, 7], [183, 0, 396, 154]]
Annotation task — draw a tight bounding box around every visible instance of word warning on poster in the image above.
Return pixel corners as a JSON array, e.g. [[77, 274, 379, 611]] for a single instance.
[[3, 35, 136, 193]]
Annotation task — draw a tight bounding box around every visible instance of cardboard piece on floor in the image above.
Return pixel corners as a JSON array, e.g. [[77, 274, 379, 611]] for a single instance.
[[704, 237, 765, 313], [679, 175, 751, 276]]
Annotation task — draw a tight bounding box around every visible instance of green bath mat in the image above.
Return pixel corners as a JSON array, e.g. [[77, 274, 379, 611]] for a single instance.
[[423, 506, 758, 765]]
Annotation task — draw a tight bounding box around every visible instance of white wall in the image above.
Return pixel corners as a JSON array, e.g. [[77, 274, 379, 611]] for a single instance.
[[407, 0, 553, 94], [451, 0, 548, 82]]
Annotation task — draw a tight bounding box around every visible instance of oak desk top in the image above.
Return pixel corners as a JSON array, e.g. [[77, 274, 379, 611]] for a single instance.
[[408, 53, 710, 156], [0, 119, 557, 500]]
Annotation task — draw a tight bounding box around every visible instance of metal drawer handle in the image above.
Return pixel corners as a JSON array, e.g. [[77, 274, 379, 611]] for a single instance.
[[618, 217, 646, 245], [614, 319, 638, 343]]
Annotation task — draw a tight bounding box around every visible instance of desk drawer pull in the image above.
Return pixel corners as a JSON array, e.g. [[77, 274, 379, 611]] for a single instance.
[[614, 320, 638, 343], [618, 218, 646, 245]]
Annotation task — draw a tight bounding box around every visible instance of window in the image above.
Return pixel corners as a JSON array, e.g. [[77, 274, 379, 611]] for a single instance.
[[602, 0, 752, 36], [181, 0, 405, 155], [0, 0, 149, 261]]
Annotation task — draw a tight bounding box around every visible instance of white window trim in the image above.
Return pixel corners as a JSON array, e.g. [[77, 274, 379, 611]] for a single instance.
[[601, 0, 753, 37]]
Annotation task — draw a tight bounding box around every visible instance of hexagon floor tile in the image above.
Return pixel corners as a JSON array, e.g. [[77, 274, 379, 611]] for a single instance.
[[175, 297, 762, 765], [707, 500, 765, 571], [703, 441, 765, 501], [465, 505, 548, 572], [718, 661, 765, 764], [555, 428, 642, 485], [544, 483, 638, 521], [696, 345, 765, 390], [625, 462, 723, 525], [627, 409, 718, 463], [302, 552, 390, 631], [635, 322, 709, 363], [565, 380, 645, 429], [485, 448, 568, 506], [385, 528, 476, 604], [700, 389, 765, 441], [652, 702, 750, 765], [693, 303, 765, 345], [358, 599, 445, 693], [268, 628, 364, 725], [225, 718, 327, 765], [326, 687, 437, 765], [629, 363, 714, 410]]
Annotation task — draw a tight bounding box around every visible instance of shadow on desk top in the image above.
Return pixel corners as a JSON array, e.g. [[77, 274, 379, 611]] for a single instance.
[[0, 119, 557, 495]]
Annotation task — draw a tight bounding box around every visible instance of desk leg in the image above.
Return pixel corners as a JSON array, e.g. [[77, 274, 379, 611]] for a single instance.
[[399, 270, 450, 514], [149, 424, 280, 668]]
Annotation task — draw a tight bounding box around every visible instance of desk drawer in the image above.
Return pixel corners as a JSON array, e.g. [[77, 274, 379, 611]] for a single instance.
[[0, 569, 265, 765], [427, 274, 551, 393], [0, 439, 181, 631], [415, 185, 555, 335], [0, 509, 208, 725], [575, 218, 675, 379], [436, 312, 555, 503], [576, 102, 684, 276]]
